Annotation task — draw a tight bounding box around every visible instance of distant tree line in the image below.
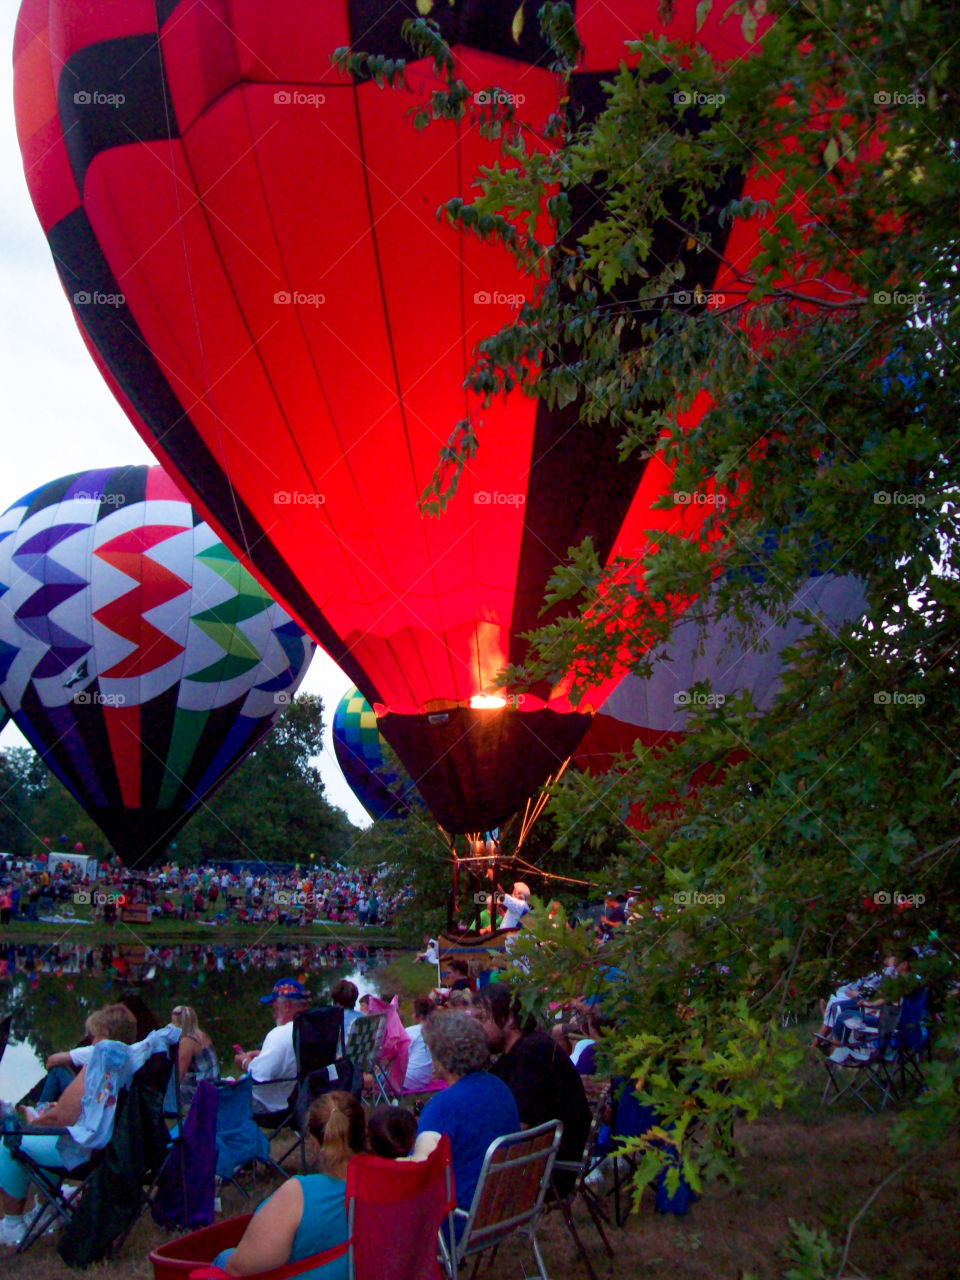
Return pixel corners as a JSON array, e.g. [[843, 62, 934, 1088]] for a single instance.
[[0, 694, 360, 867]]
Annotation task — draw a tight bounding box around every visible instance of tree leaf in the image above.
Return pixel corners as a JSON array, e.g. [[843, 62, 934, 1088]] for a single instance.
[[512, 3, 525, 44]]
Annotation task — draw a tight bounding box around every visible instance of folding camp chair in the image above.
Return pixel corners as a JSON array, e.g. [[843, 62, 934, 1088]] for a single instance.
[[274, 1005, 346, 1169], [153, 1080, 219, 1232], [344, 1013, 387, 1099], [214, 1077, 287, 1199], [819, 1001, 902, 1112], [892, 987, 931, 1098], [609, 1081, 699, 1226], [96, 1035, 184, 1257], [438, 1120, 563, 1280], [253, 1006, 345, 1156], [543, 1091, 614, 1280], [149, 1135, 457, 1280], [368, 996, 410, 1105]]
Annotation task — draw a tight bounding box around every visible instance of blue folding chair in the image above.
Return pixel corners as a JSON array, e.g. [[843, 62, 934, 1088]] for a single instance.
[[892, 986, 931, 1097], [214, 1077, 286, 1198]]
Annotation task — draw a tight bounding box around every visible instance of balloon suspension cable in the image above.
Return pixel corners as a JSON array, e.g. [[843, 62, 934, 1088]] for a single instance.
[[510, 852, 602, 890], [516, 756, 571, 850], [451, 841, 459, 927]]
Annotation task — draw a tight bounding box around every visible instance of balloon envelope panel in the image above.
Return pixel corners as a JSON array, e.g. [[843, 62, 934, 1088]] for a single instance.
[[332, 686, 421, 821], [0, 466, 314, 867], [575, 574, 868, 785]]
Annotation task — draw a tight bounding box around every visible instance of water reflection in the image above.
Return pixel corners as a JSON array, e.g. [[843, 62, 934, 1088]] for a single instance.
[[0, 941, 396, 1101]]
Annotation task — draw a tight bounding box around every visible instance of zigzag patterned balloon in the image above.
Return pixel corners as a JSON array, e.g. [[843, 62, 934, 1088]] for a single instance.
[[0, 466, 314, 867]]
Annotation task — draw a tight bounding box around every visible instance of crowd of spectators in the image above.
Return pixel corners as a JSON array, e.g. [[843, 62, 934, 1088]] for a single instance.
[[1, 857, 948, 1263], [0, 854, 409, 930], [0, 952, 602, 1259]]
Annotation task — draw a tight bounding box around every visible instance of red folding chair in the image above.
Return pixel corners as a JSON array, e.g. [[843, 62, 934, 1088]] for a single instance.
[[149, 1135, 456, 1280]]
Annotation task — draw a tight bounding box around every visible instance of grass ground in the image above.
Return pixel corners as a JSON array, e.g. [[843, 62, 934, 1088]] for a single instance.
[[2, 1041, 955, 1280], [4, 919, 402, 947]]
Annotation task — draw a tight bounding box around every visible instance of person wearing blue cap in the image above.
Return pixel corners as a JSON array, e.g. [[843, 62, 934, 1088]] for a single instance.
[[234, 979, 310, 1114]]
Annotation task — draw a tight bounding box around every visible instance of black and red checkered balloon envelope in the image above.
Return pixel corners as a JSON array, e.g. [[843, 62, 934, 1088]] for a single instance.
[[14, 0, 821, 833]]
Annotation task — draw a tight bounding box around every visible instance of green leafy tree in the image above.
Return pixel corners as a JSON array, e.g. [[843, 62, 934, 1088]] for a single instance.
[[0, 746, 104, 857], [336, 0, 960, 1245]]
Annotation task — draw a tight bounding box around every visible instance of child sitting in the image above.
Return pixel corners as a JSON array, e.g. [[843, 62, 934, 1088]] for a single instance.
[[366, 1106, 417, 1159]]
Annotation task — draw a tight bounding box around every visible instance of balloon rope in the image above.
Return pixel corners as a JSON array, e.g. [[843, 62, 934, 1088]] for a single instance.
[[516, 757, 571, 849], [522, 793, 537, 844]]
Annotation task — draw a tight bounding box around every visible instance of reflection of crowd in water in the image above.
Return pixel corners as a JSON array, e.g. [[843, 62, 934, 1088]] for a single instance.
[[0, 856, 411, 929], [0, 941, 390, 985]]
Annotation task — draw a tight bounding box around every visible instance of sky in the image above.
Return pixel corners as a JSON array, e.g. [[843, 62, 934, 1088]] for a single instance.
[[0, 5, 371, 830]]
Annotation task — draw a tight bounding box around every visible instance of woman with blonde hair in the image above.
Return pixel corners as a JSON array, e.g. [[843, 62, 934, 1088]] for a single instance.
[[170, 1005, 219, 1104], [214, 1091, 365, 1278], [0, 1005, 137, 1246]]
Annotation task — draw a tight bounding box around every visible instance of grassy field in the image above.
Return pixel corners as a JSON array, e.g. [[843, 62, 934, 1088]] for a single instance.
[[1, 1040, 954, 1279]]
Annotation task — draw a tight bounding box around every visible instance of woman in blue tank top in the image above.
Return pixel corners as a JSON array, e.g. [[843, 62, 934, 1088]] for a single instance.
[[213, 1091, 366, 1278]]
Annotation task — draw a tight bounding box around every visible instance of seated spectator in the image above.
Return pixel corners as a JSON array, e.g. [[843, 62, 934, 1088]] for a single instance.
[[331, 979, 361, 1042], [402, 997, 438, 1093], [812, 955, 899, 1045], [366, 1106, 417, 1159], [569, 1009, 602, 1076], [38, 1003, 138, 1104], [412, 1011, 519, 1214], [474, 986, 591, 1185], [446, 959, 472, 992], [598, 891, 626, 940], [0, 1007, 138, 1246], [550, 1010, 606, 1103], [170, 1004, 219, 1106], [213, 1091, 365, 1278], [235, 979, 310, 1115]]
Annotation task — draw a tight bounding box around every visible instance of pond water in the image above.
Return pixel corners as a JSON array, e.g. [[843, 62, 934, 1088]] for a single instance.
[[0, 940, 399, 1103]]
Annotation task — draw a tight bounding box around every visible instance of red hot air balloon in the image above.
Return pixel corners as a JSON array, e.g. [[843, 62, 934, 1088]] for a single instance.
[[14, 1, 841, 833]]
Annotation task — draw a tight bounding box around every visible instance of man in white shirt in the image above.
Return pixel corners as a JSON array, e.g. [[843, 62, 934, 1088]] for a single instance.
[[235, 978, 310, 1114], [499, 881, 531, 931]]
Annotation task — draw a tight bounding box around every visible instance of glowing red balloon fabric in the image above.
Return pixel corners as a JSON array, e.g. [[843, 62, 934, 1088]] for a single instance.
[[15, 1, 780, 830]]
